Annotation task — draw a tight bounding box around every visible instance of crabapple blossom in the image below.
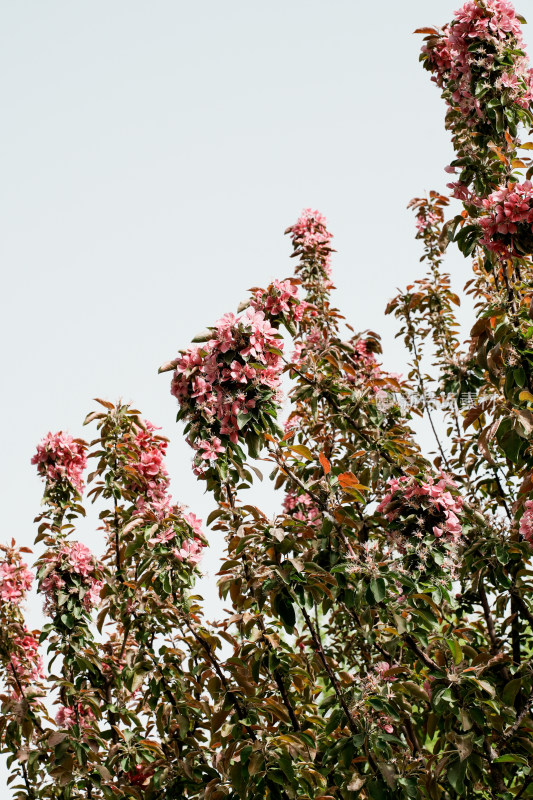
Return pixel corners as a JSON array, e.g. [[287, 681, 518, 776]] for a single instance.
[[423, 0, 533, 128], [378, 474, 464, 543], [0, 557, 33, 605], [167, 303, 285, 474], [519, 499, 533, 542], [39, 540, 103, 614], [31, 431, 87, 494], [478, 180, 533, 256]]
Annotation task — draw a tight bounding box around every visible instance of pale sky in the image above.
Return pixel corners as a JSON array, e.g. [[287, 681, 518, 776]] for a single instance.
[[2, 0, 531, 789]]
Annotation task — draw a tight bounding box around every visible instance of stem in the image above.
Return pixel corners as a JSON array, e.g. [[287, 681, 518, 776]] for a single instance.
[[492, 469, 512, 521], [510, 589, 533, 631], [403, 635, 441, 673], [270, 665, 300, 732], [9, 661, 44, 733], [299, 604, 358, 735], [483, 738, 506, 795], [406, 310, 450, 469], [479, 577, 499, 654], [223, 480, 301, 732], [184, 619, 256, 740], [22, 764, 36, 800]]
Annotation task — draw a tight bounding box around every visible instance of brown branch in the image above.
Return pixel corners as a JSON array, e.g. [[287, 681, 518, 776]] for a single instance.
[[403, 634, 441, 673], [271, 666, 300, 732], [502, 695, 533, 742], [299, 604, 358, 735], [22, 763, 36, 799], [483, 738, 506, 795], [184, 619, 256, 741], [510, 589, 533, 631], [9, 661, 44, 734], [404, 308, 450, 469], [404, 717, 422, 755], [479, 577, 499, 654]]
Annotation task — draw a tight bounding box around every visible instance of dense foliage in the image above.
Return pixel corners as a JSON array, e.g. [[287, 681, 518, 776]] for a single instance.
[[2, 1, 533, 797]]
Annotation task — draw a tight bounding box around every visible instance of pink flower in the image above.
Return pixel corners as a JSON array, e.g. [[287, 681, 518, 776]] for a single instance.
[[375, 661, 396, 682], [184, 513, 204, 538], [173, 538, 204, 565], [199, 438, 225, 462], [378, 717, 395, 734], [379, 474, 463, 543], [60, 541, 94, 577], [32, 432, 87, 494], [0, 559, 33, 604], [520, 500, 533, 543], [423, 0, 533, 150], [168, 298, 286, 468], [11, 631, 44, 684], [56, 703, 95, 729], [40, 541, 102, 614]]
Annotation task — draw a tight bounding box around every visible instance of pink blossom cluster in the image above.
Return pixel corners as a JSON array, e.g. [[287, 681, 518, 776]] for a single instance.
[[130, 421, 173, 520], [283, 489, 321, 527], [377, 474, 463, 542], [287, 208, 334, 279], [424, 0, 533, 126], [290, 326, 329, 367], [519, 499, 533, 543], [173, 535, 204, 565], [351, 338, 380, 374], [11, 630, 44, 685], [415, 210, 439, 233], [346, 338, 404, 404], [170, 306, 284, 471], [0, 558, 33, 605], [478, 180, 533, 256], [32, 431, 87, 494], [55, 703, 95, 729], [40, 541, 103, 614], [375, 661, 397, 682], [127, 421, 206, 566], [127, 764, 154, 786], [149, 510, 206, 566], [249, 279, 307, 324]]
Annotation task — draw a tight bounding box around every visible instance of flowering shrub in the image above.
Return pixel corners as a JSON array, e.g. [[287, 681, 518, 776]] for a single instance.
[[10, 630, 44, 685], [286, 208, 333, 281], [5, 4, 533, 797], [282, 489, 321, 527], [421, 0, 533, 200], [55, 702, 94, 729]]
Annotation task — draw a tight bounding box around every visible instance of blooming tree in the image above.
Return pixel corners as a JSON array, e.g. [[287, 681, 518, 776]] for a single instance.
[[2, 1, 533, 797]]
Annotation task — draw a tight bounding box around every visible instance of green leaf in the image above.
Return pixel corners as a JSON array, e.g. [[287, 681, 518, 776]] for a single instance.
[[273, 591, 296, 630], [370, 577, 386, 603], [446, 638, 464, 665], [447, 757, 467, 792], [493, 754, 529, 765], [288, 444, 314, 461], [237, 411, 252, 430], [502, 678, 522, 707], [399, 681, 430, 703]]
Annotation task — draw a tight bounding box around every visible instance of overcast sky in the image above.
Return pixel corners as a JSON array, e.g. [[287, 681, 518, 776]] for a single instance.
[[2, 0, 532, 788]]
